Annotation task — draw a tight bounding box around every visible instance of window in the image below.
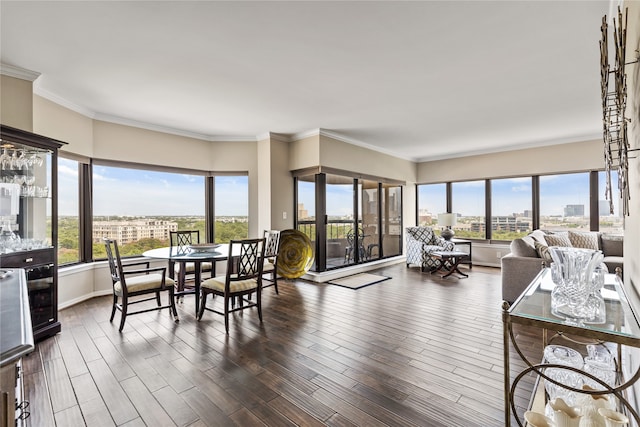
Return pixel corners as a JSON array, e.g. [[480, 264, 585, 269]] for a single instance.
[[491, 177, 532, 240], [598, 170, 624, 233], [417, 183, 446, 227], [326, 174, 355, 267], [214, 175, 248, 243], [58, 157, 80, 264], [451, 180, 485, 239], [294, 172, 403, 272], [359, 180, 380, 261], [296, 175, 316, 270], [92, 165, 205, 257], [540, 173, 590, 232], [381, 183, 402, 257]]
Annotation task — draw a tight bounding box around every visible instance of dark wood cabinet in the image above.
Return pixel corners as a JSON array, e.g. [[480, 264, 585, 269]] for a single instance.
[[0, 125, 65, 342]]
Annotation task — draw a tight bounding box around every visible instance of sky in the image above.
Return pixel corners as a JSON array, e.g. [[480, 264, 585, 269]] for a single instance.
[[58, 159, 249, 216], [418, 172, 619, 217]]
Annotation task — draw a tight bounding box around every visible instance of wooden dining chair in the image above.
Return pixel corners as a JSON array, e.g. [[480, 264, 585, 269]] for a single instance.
[[169, 230, 213, 299], [197, 238, 265, 334], [261, 229, 281, 294], [104, 238, 178, 332]]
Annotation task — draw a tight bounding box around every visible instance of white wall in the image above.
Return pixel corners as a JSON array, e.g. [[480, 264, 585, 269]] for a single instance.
[[418, 139, 603, 183], [33, 96, 94, 156]]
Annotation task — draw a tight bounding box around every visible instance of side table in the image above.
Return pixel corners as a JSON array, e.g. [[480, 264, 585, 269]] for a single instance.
[[428, 251, 470, 278], [451, 238, 472, 269]]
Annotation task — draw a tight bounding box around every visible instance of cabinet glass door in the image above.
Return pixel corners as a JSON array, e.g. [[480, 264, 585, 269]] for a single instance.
[[0, 141, 53, 254]]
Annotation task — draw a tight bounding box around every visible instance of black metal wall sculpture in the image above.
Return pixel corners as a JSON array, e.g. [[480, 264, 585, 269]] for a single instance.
[[600, 6, 638, 217]]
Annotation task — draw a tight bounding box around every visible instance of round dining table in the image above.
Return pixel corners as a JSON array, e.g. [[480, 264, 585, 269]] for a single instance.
[[142, 244, 233, 316]]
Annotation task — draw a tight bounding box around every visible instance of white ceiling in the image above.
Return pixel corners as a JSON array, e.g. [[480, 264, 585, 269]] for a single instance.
[[0, 1, 612, 162]]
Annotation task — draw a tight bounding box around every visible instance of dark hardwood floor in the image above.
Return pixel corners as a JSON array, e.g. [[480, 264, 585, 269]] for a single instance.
[[22, 263, 542, 426]]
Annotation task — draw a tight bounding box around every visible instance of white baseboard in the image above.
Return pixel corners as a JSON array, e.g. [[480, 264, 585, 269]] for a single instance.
[[59, 289, 112, 310], [301, 256, 405, 283]]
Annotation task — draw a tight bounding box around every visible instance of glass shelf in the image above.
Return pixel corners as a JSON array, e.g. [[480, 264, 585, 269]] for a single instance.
[[509, 269, 640, 345]]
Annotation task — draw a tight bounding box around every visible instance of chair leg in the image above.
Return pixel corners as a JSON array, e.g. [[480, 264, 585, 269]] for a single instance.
[[224, 296, 230, 335], [118, 295, 128, 332], [197, 291, 207, 320], [257, 290, 263, 323], [169, 288, 179, 322], [273, 272, 279, 294], [110, 295, 118, 322]]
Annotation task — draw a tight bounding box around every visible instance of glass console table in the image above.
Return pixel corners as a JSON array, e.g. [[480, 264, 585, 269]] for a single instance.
[[502, 268, 640, 426]]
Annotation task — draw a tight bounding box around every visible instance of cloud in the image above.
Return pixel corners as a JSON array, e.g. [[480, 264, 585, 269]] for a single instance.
[[58, 164, 78, 178], [511, 185, 530, 192]]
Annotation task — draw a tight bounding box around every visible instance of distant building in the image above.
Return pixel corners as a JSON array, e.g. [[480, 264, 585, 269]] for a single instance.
[[564, 204, 584, 217], [93, 219, 178, 244], [298, 203, 310, 220], [418, 209, 433, 225], [491, 216, 530, 232]]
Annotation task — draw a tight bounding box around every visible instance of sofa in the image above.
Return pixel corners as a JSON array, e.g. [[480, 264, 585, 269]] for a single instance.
[[501, 229, 624, 303], [406, 226, 455, 271]]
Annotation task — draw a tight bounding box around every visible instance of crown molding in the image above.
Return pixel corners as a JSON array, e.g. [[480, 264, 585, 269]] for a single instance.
[[318, 128, 416, 161], [34, 83, 96, 118], [292, 128, 321, 141], [91, 112, 257, 142], [0, 63, 40, 81]]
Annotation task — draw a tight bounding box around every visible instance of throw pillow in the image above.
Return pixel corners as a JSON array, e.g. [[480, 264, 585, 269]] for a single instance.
[[601, 234, 624, 256], [530, 230, 548, 246], [510, 236, 538, 257], [568, 231, 599, 250], [534, 241, 553, 265], [545, 233, 572, 247]]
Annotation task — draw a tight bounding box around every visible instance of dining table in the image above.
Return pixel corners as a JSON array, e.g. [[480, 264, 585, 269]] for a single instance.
[[142, 244, 234, 316]]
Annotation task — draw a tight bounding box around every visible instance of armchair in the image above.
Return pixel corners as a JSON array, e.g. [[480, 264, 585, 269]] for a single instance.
[[405, 226, 455, 272]]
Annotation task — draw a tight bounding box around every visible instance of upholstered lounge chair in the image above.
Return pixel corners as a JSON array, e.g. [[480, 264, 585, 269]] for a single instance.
[[405, 226, 455, 272]]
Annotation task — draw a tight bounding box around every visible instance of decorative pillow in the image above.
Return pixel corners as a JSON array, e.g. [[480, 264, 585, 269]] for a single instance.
[[534, 241, 553, 265], [568, 231, 599, 250], [530, 230, 548, 246], [600, 234, 624, 256], [510, 236, 538, 257], [545, 233, 572, 247]]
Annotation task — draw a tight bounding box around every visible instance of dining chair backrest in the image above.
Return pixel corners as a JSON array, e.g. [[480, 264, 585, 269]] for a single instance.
[[228, 238, 265, 283], [263, 230, 281, 259], [104, 238, 122, 284], [170, 230, 200, 255]]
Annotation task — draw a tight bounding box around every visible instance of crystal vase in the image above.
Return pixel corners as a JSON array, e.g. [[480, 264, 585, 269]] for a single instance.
[[549, 247, 604, 323]]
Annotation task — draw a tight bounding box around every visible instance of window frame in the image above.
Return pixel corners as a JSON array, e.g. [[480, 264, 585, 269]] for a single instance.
[[58, 156, 249, 263], [417, 169, 617, 243]]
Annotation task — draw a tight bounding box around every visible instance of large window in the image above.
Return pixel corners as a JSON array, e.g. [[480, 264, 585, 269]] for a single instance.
[[417, 183, 446, 227], [452, 180, 485, 239], [540, 172, 590, 232], [58, 157, 80, 264], [296, 175, 316, 270], [294, 172, 403, 272], [327, 174, 355, 268], [92, 165, 205, 257], [421, 169, 621, 242], [214, 175, 248, 243], [491, 177, 532, 240], [360, 180, 380, 262], [381, 183, 402, 257]]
